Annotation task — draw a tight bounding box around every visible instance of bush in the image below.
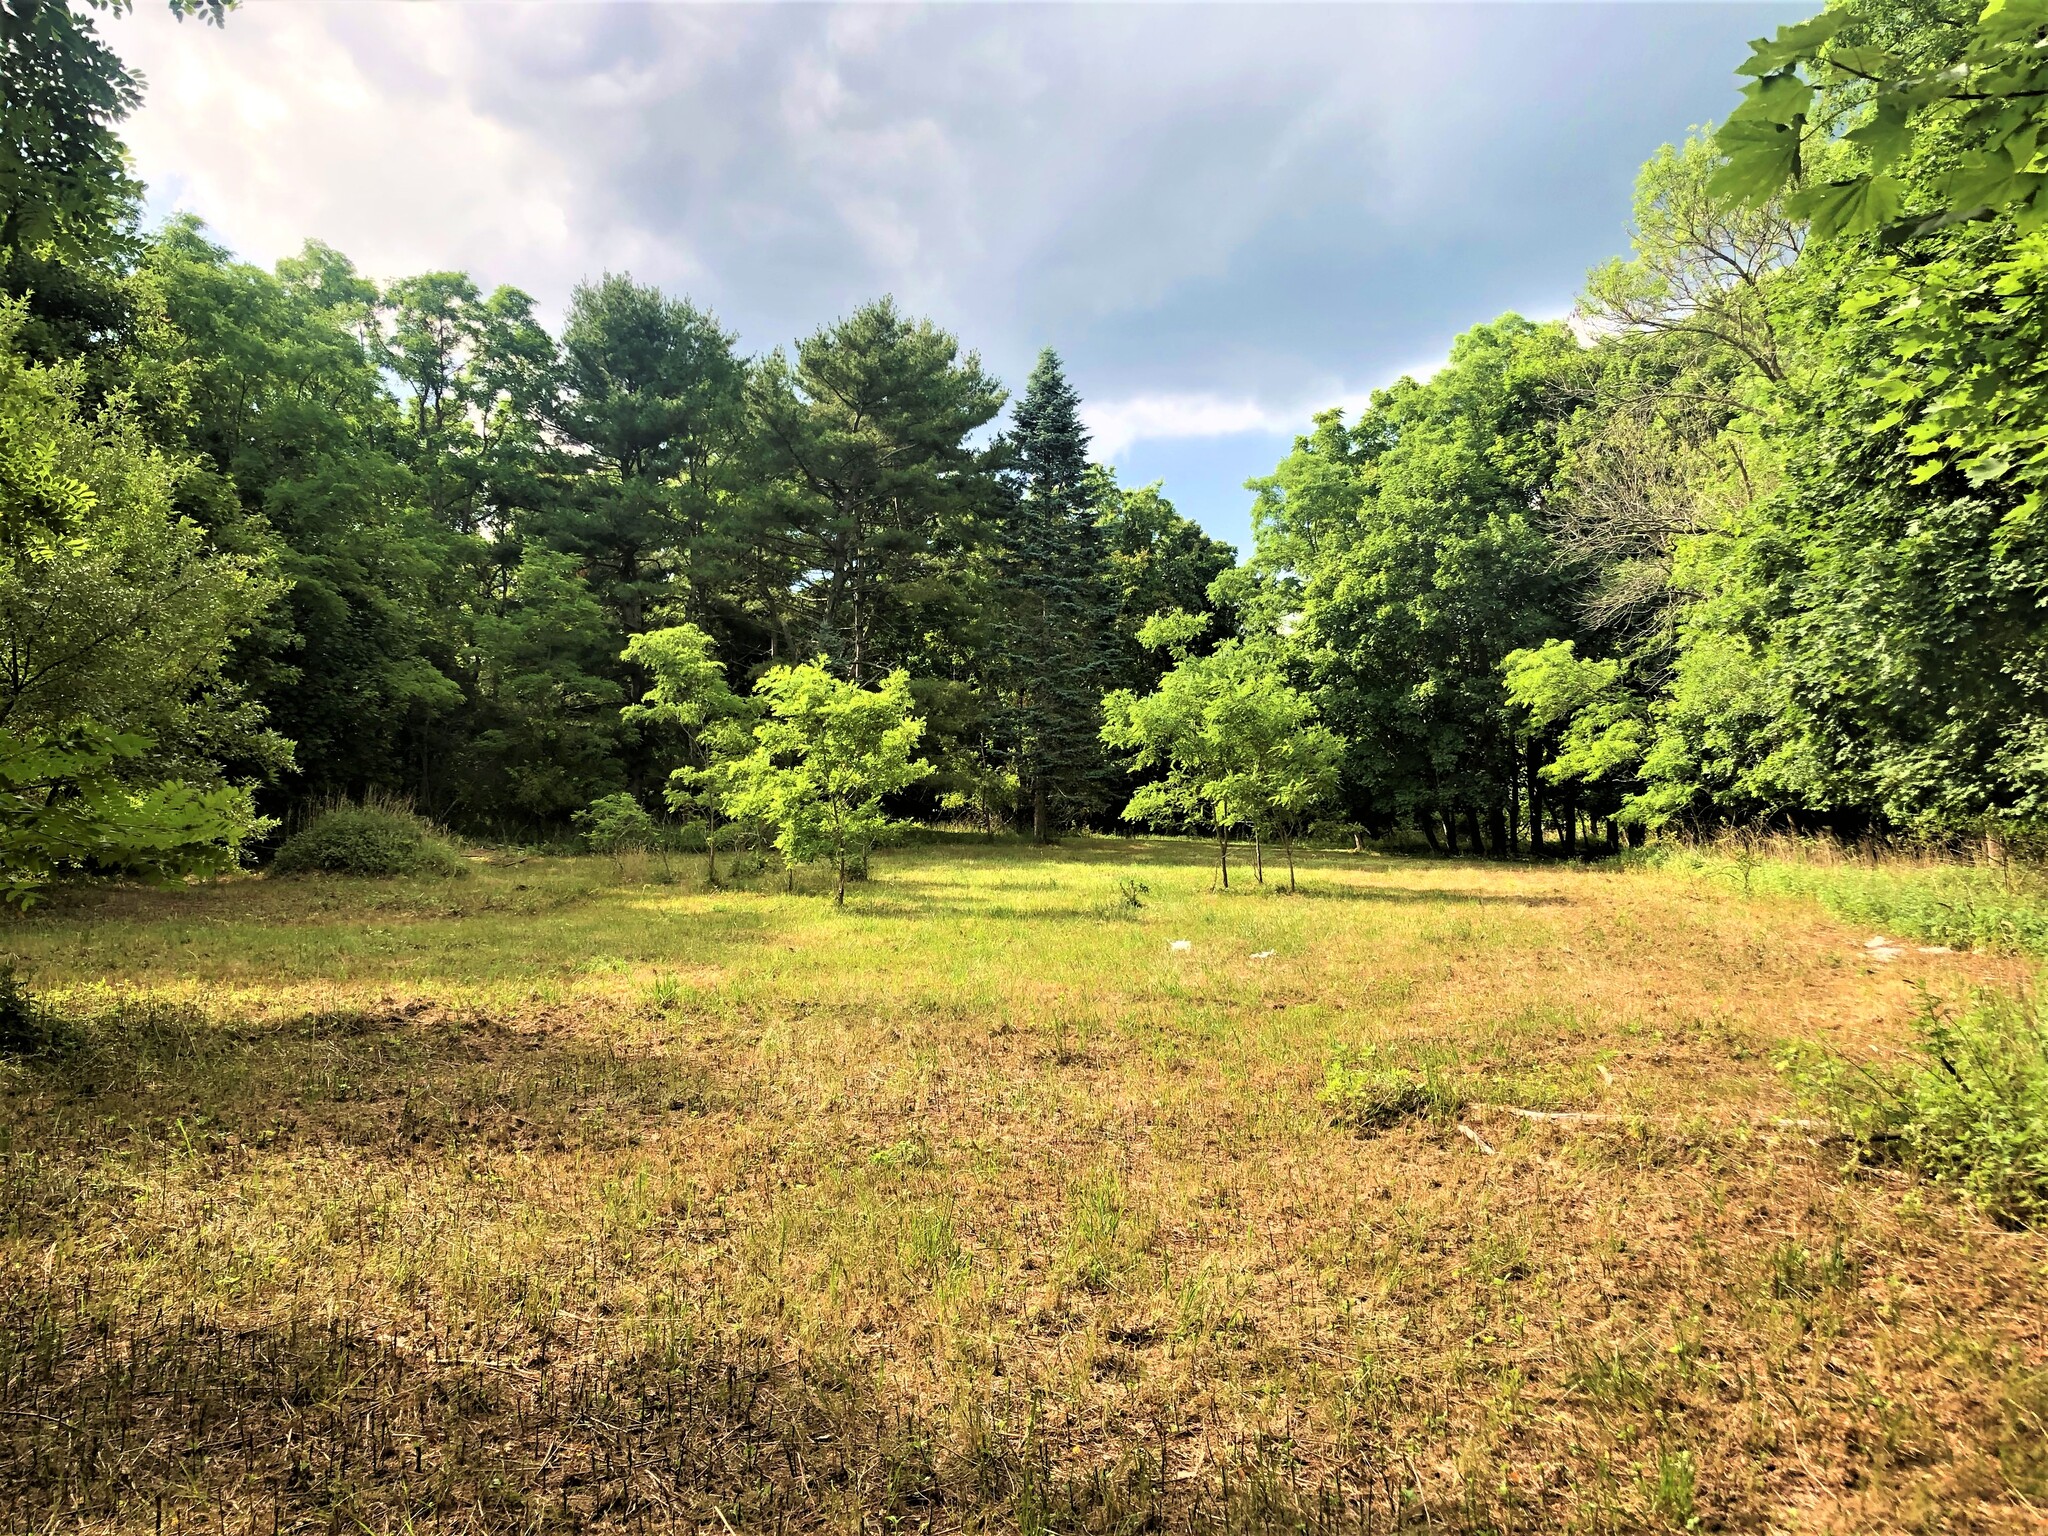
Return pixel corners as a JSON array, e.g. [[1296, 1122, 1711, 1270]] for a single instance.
[[1783, 988, 2048, 1227], [574, 793, 659, 855], [271, 803, 465, 879], [1320, 1053, 1466, 1132]]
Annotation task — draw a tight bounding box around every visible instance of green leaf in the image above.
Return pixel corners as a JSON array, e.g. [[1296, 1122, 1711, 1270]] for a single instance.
[[1947, 148, 2043, 213], [1733, 70, 1815, 127], [1735, 12, 1844, 76], [1827, 45, 1899, 81], [1712, 119, 1803, 206], [1788, 175, 1904, 238], [1976, 0, 2048, 49], [1847, 101, 1912, 171]]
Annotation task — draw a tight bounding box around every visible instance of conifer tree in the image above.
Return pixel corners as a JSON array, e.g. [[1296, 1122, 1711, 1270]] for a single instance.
[[997, 348, 1114, 841]]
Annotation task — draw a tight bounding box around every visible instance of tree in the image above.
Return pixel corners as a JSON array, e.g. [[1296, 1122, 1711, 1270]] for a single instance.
[[1094, 468, 1237, 692], [747, 299, 1006, 679], [1102, 636, 1338, 890], [620, 621, 751, 881], [0, 721, 254, 907], [543, 274, 747, 636], [994, 348, 1115, 840], [0, 297, 286, 780], [144, 221, 469, 806], [719, 661, 932, 904], [1710, 2, 2048, 241], [1267, 318, 1579, 852], [0, 0, 228, 263]]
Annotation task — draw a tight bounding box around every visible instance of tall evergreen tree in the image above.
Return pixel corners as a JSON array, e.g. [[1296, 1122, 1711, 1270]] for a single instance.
[[997, 348, 1115, 840]]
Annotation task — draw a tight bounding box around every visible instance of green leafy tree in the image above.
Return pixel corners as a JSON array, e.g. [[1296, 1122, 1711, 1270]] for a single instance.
[[0, 721, 253, 907], [720, 661, 932, 904], [0, 0, 228, 262], [1267, 317, 1578, 853], [620, 621, 752, 880], [0, 298, 285, 781], [1102, 637, 1338, 889], [1711, 1, 2048, 241]]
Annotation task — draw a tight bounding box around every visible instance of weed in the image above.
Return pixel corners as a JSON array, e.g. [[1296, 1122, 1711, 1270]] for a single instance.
[[1783, 986, 2048, 1225], [1319, 1051, 1465, 1132]]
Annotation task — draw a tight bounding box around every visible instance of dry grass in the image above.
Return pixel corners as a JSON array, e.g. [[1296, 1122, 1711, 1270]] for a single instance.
[[1, 835, 2044, 1533]]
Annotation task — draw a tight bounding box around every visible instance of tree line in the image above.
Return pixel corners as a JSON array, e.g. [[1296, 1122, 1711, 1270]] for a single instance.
[[4, 0, 2047, 900]]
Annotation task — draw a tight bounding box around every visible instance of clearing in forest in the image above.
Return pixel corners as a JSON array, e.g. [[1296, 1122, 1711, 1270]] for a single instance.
[[1, 838, 2043, 1533]]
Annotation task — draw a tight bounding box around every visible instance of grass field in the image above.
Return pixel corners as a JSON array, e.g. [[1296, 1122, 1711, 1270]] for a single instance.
[[2, 837, 2044, 1534]]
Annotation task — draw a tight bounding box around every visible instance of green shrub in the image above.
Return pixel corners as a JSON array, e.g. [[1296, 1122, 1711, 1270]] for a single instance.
[[573, 792, 658, 855], [1320, 1053, 1466, 1133], [1782, 988, 2048, 1227], [270, 803, 465, 879]]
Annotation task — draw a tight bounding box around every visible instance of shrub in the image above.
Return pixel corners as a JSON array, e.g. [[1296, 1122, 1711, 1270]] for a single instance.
[[1782, 988, 2048, 1227], [271, 803, 465, 879], [574, 793, 659, 855], [1320, 1054, 1465, 1132]]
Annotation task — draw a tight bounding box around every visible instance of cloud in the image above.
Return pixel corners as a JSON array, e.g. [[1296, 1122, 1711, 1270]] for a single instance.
[[106, 0, 1802, 530]]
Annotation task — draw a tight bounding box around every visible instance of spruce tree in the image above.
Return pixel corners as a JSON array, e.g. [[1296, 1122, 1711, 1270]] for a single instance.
[[997, 348, 1115, 841]]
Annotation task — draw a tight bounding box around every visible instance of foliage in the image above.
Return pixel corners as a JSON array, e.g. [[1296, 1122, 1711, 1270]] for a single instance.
[[1102, 638, 1339, 887], [0, 721, 254, 906], [1784, 987, 2048, 1227], [1711, 1, 2048, 240], [719, 661, 933, 903], [572, 792, 659, 856], [992, 348, 1115, 840], [270, 801, 464, 879], [0, 297, 286, 779]]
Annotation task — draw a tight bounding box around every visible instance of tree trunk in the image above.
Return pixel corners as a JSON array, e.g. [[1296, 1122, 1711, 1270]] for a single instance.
[[1442, 809, 1460, 857], [1032, 782, 1049, 844], [707, 811, 719, 886], [1253, 826, 1264, 885], [1462, 806, 1484, 858], [1527, 739, 1544, 860], [1486, 804, 1508, 859], [1218, 827, 1230, 889], [836, 850, 846, 905], [1285, 832, 1297, 892], [1561, 791, 1578, 857], [1419, 811, 1441, 856], [1605, 817, 1620, 852]]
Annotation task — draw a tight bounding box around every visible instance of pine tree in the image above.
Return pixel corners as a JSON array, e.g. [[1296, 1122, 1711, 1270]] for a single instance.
[[997, 348, 1115, 841]]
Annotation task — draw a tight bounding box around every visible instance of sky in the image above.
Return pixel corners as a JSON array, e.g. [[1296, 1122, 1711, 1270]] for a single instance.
[[110, 0, 1804, 553]]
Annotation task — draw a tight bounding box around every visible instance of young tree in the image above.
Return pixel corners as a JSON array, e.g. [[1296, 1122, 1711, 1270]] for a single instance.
[[620, 621, 752, 881], [720, 661, 932, 904], [1102, 635, 1338, 890]]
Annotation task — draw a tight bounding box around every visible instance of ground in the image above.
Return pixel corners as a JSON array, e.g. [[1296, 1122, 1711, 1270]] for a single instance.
[[1, 836, 2043, 1533]]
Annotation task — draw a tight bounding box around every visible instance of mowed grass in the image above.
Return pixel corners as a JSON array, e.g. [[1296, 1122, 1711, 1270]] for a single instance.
[[2, 837, 2045, 1534]]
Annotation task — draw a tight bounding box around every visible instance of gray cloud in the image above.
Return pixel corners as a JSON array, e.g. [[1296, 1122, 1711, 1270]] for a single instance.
[[113, 1, 1803, 537]]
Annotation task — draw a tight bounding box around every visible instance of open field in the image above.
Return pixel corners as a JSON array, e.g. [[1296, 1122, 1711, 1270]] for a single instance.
[[2, 838, 2044, 1534]]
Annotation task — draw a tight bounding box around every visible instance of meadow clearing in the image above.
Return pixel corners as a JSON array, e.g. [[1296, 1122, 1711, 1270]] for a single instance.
[[0, 837, 2043, 1534]]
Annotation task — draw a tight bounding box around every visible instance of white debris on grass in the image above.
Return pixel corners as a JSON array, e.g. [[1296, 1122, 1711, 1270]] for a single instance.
[[1864, 935, 1906, 962], [1250, 950, 1276, 960], [1169, 939, 1192, 953]]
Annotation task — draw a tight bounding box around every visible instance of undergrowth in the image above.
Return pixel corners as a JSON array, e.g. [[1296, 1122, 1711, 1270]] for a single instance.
[[271, 800, 468, 879], [1782, 986, 2048, 1228]]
